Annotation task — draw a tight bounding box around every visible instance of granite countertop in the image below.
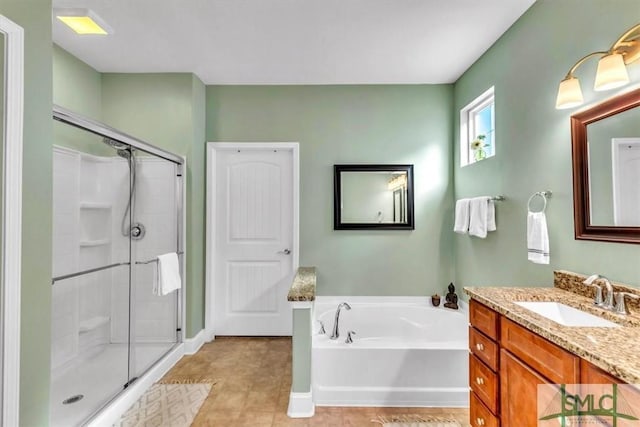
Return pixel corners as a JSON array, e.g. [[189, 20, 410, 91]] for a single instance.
[[287, 267, 316, 302], [465, 286, 640, 384]]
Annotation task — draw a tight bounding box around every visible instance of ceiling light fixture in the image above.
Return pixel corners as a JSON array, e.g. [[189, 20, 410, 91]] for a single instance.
[[54, 8, 113, 35], [555, 22, 640, 109]]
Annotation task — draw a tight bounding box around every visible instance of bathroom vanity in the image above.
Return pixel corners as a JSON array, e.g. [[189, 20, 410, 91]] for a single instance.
[[466, 272, 640, 427]]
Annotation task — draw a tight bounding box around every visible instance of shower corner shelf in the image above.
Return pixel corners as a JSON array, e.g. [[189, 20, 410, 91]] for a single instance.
[[79, 316, 110, 333], [80, 202, 112, 210], [79, 239, 111, 247]]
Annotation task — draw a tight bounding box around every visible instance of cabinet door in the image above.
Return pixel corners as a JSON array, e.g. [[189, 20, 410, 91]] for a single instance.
[[500, 349, 551, 427]]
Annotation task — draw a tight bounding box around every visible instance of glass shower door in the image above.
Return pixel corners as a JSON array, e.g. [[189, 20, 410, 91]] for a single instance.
[[128, 153, 181, 380], [51, 109, 184, 426], [50, 121, 132, 427]]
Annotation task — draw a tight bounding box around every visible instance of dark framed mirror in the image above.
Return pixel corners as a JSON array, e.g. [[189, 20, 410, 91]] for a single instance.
[[334, 164, 414, 230], [571, 87, 640, 244]]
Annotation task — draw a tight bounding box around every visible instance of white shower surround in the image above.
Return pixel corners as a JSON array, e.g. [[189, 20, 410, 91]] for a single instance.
[[52, 147, 179, 370], [312, 297, 469, 407], [51, 146, 183, 426]]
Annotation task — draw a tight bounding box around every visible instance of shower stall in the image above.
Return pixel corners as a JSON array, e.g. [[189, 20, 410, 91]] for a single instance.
[[50, 107, 185, 426]]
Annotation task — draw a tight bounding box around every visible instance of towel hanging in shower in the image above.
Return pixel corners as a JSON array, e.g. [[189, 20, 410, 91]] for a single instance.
[[154, 252, 182, 296]]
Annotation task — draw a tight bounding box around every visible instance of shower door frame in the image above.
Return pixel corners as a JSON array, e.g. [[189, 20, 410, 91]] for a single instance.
[[1, 14, 24, 427], [52, 105, 187, 425]]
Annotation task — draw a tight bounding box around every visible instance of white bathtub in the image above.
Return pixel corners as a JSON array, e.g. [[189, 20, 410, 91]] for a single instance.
[[312, 297, 469, 407]]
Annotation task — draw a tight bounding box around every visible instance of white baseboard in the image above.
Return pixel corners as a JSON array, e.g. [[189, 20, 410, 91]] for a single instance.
[[287, 391, 315, 418], [184, 329, 208, 355], [86, 344, 184, 427], [312, 385, 469, 407]]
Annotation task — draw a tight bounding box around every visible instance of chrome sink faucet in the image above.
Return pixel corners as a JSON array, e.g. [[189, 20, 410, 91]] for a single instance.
[[330, 302, 351, 340], [583, 274, 614, 309], [614, 292, 640, 315]]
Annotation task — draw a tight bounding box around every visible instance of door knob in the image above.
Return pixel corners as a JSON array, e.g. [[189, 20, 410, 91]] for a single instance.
[[279, 249, 291, 255]]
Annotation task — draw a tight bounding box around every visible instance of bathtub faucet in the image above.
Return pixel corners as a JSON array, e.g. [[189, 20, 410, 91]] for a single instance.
[[330, 302, 351, 340]]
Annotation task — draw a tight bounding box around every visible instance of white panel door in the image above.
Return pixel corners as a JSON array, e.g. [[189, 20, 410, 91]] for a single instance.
[[613, 138, 640, 226], [214, 148, 294, 335]]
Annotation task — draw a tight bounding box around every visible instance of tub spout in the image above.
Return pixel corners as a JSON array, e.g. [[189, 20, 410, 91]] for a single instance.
[[330, 302, 351, 340]]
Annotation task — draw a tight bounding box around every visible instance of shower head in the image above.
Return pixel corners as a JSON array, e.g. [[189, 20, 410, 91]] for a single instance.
[[102, 137, 128, 151], [102, 137, 133, 159], [116, 149, 132, 159]]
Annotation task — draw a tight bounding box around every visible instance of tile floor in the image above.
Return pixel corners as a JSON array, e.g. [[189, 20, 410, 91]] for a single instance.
[[161, 337, 470, 426]]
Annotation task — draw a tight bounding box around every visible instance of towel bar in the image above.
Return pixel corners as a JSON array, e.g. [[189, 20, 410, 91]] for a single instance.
[[136, 251, 184, 265]]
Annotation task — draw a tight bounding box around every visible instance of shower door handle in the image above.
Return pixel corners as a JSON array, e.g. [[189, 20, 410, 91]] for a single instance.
[[278, 249, 291, 255]]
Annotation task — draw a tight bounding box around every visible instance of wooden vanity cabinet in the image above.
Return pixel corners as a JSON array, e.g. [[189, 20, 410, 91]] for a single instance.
[[581, 359, 622, 384], [469, 301, 500, 427], [469, 300, 580, 427]]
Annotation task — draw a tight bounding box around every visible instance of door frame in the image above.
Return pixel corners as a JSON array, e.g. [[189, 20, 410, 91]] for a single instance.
[[612, 137, 640, 226], [0, 14, 23, 427], [205, 142, 300, 339]]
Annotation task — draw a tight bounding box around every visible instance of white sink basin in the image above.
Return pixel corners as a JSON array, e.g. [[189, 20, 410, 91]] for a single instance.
[[514, 301, 620, 328]]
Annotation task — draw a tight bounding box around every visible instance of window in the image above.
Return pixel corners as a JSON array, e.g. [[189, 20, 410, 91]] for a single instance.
[[460, 86, 495, 166]]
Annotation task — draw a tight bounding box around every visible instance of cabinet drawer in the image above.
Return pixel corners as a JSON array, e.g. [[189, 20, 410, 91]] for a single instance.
[[470, 354, 499, 414], [470, 392, 499, 427], [470, 300, 499, 340], [470, 326, 499, 371], [500, 317, 579, 384]]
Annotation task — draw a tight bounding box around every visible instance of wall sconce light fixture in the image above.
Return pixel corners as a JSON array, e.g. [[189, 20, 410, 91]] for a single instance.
[[555, 23, 640, 109]]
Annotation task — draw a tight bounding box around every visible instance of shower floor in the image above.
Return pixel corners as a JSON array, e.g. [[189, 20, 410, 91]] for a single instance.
[[50, 342, 176, 427]]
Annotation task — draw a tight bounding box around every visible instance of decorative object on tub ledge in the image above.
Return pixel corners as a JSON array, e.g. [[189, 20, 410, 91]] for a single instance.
[[431, 293, 441, 307], [555, 22, 640, 109], [527, 190, 552, 264], [444, 283, 459, 310], [371, 414, 461, 426]]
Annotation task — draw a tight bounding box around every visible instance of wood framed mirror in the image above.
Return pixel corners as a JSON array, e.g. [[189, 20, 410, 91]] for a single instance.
[[571, 87, 640, 244], [334, 164, 414, 230]]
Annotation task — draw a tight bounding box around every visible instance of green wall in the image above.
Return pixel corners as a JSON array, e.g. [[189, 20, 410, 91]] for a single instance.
[[53, 47, 208, 337], [53, 45, 101, 119], [1, 1, 53, 425], [101, 73, 206, 337], [453, 0, 640, 289], [52, 44, 111, 157], [207, 85, 454, 296]]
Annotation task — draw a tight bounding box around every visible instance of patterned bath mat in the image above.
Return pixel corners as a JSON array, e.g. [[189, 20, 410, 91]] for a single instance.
[[157, 377, 217, 385], [114, 383, 212, 427], [372, 414, 462, 427]]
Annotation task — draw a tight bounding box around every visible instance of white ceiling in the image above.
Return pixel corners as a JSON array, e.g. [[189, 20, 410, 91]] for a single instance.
[[52, 0, 536, 85]]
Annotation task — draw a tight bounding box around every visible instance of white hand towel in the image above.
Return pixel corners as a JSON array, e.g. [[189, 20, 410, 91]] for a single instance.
[[487, 199, 496, 232], [454, 199, 470, 234], [155, 252, 182, 296], [527, 212, 550, 264], [469, 197, 491, 238]]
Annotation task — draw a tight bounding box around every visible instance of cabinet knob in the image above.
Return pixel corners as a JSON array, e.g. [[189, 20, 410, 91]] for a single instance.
[[476, 417, 485, 426], [476, 343, 485, 351], [475, 376, 484, 385]]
